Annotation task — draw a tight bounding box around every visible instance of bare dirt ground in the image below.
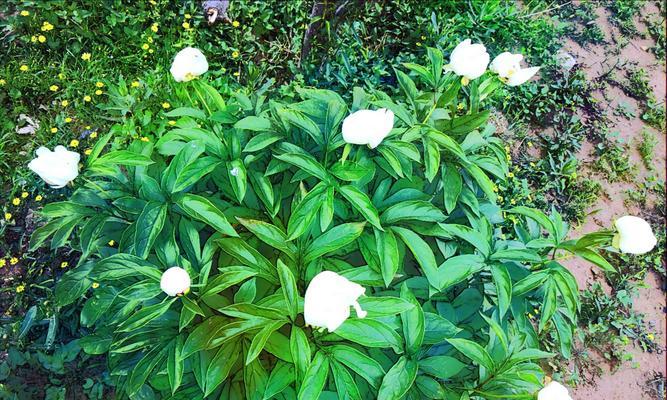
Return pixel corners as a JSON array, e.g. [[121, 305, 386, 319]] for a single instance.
[[557, 2, 666, 399]]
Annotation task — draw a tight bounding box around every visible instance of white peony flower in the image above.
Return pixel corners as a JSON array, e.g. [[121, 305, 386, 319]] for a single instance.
[[160, 267, 191, 296], [537, 381, 573, 400], [170, 47, 209, 82], [614, 216, 657, 255], [28, 145, 80, 188], [341, 108, 394, 149], [490, 51, 540, 86], [445, 39, 490, 82], [304, 271, 367, 332]]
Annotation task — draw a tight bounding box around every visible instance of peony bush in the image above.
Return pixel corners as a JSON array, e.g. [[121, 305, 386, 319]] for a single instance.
[[29, 43, 655, 399]]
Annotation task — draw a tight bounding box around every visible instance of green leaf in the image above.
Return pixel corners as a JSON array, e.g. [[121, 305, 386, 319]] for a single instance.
[[377, 356, 418, 400], [205, 339, 240, 396], [263, 361, 295, 399], [330, 345, 385, 389], [424, 312, 461, 344], [423, 136, 440, 182], [178, 194, 238, 237], [507, 206, 557, 238], [290, 326, 311, 384], [236, 218, 297, 258], [287, 182, 327, 240], [134, 201, 167, 259], [334, 319, 402, 353], [375, 229, 399, 287], [297, 351, 329, 400], [165, 106, 207, 120], [489, 264, 512, 318], [275, 152, 329, 181], [303, 222, 366, 264], [244, 133, 283, 152], [330, 359, 362, 400], [18, 306, 37, 340], [118, 298, 176, 332], [393, 227, 441, 289], [446, 338, 494, 371], [227, 159, 248, 203], [442, 164, 462, 214], [234, 116, 272, 131], [490, 249, 542, 263], [216, 239, 278, 284], [168, 335, 185, 394], [512, 271, 549, 296], [381, 200, 445, 224], [418, 356, 466, 379], [338, 185, 382, 230], [93, 150, 154, 167], [539, 280, 558, 332], [201, 266, 258, 297], [426, 128, 468, 161], [400, 284, 424, 356], [277, 260, 299, 321], [55, 263, 94, 306], [172, 156, 220, 193], [246, 320, 287, 365], [278, 108, 323, 144]]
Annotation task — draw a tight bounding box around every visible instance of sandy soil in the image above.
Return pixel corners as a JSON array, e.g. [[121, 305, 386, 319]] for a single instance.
[[555, 2, 666, 399]]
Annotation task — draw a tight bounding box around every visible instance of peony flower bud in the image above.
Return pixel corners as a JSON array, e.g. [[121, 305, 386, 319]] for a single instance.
[[28, 146, 80, 188], [614, 216, 657, 255], [160, 266, 191, 296], [490, 52, 540, 86], [304, 271, 367, 332], [170, 47, 209, 82], [445, 39, 490, 81], [341, 108, 394, 149], [537, 381, 573, 400]]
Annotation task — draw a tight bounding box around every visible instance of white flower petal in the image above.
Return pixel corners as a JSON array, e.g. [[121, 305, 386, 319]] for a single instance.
[[28, 145, 80, 188], [447, 39, 490, 80], [170, 47, 209, 82], [537, 381, 573, 400], [160, 267, 191, 296], [304, 271, 366, 332], [615, 216, 657, 255], [507, 66, 540, 86], [342, 108, 394, 149]]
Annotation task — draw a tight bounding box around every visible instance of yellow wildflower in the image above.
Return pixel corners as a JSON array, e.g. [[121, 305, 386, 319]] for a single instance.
[[60, 261, 68, 268], [507, 172, 514, 178], [21, 192, 28, 198], [20, 10, 30, 16], [50, 127, 58, 133], [529, 162, 536, 167], [58, 73, 65, 80], [131, 81, 140, 88], [510, 199, 516, 205], [182, 22, 191, 29], [31, 36, 37, 43], [10, 257, 18, 265], [0, 259, 5, 268], [65, 117, 72, 123], [85, 125, 91, 129], [108, 240, 115, 246], [83, 95, 92, 102], [12, 198, 20, 206], [4, 213, 11, 220], [38, 35, 46, 43], [232, 20, 240, 28], [84, 148, 92, 155], [151, 23, 159, 33], [162, 102, 171, 109], [185, 13, 191, 19], [90, 131, 98, 139], [0, 79, 5, 86], [20, 65, 29, 72], [147, 37, 153, 43], [527, 141, 533, 147], [168, 120, 176, 126], [457, 103, 464, 110], [61, 100, 69, 107], [648, 333, 655, 341], [232, 51, 239, 58], [16, 285, 25, 293], [41, 21, 54, 31], [49, 84, 58, 91], [95, 89, 103, 95], [421, 35, 426, 40], [81, 52, 91, 61], [140, 136, 150, 142], [92, 282, 100, 289], [35, 195, 43, 201], [70, 139, 79, 148], [95, 81, 104, 88], [233, 72, 240, 77], [149, 49, 154, 54], [416, 42, 422, 47], [142, 43, 149, 50], [497, 195, 504, 202]]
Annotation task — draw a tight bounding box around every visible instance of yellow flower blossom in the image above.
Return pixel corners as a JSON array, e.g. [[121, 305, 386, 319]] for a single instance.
[[149, 49, 154, 54], [92, 282, 100, 289], [81, 52, 91, 61], [0, 259, 5, 268], [12, 198, 20, 206], [65, 117, 72, 123], [50, 127, 58, 133], [233, 72, 240, 77], [131, 81, 140, 88], [648, 333, 655, 341], [41, 21, 54, 31], [151, 23, 159, 33], [168, 120, 176, 126], [58, 73, 65, 80], [21, 192, 28, 198], [527, 141, 533, 147], [232, 20, 240, 28], [185, 13, 192, 19], [140, 136, 150, 142], [416, 42, 422, 47], [10, 257, 19, 265], [142, 43, 149, 50], [38, 35, 46, 43], [35, 195, 43, 201], [61, 100, 69, 107], [49, 84, 58, 91], [31, 36, 37, 42], [457, 103, 464, 110], [20, 10, 30, 16], [16, 285, 25, 293], [95, 89, 103, 95], [90, 131, 98, 139], [95, 81, 104, 88], [20, 65, 29, 72], [147, 37, 153, 43], [232, 51, 239, 58], [60, 261, 68, 268], [162, 102, 171, 109], [421, 35, 426, 40], [84, 148, 92, 155], [497, 195, 504, 202], [108, 240, 115, 246], [0, 79, 5, 86], [507, 172, 514, 178], [84, 95, 92, 102], [70, 139, 79, 147], [182, 22, 190, 29], [4, 213, 11, 221]]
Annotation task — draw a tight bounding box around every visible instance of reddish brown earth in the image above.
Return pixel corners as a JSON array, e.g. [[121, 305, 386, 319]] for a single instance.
[[555, 2, 666, 399]]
